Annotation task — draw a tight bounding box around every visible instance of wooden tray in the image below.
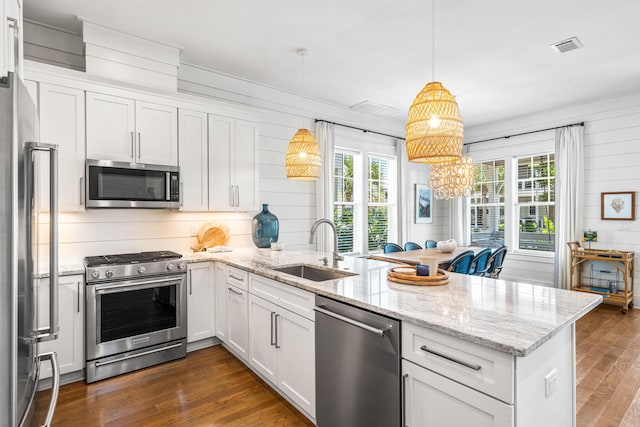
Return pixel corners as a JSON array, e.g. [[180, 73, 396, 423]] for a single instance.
[[387, 266, 449, 286]]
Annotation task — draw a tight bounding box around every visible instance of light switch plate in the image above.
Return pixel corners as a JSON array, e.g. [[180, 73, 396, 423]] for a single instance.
[[545, 368, 558, 397], [190, 224, 200, 237]]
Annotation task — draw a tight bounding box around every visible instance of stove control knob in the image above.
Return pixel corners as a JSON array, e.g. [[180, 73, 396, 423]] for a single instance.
[[167, 263, 175, 271], [137, 266, 146, 274], [90, 270, 100, 279], [105, 270, 114, 279], [177, 262, 186, 270]]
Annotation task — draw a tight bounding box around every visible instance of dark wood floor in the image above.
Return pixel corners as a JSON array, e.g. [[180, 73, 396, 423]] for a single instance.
[[40, 303, 639, 426], [576, 303, 640, 426], [38, 345, 314, 426]]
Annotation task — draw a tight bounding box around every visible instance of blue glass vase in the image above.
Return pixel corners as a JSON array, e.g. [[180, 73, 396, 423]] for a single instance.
[[252, 204, 279, 248]]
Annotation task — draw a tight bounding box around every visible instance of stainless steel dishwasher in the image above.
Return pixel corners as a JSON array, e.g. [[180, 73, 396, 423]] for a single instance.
[[315, 295, 401, 427]]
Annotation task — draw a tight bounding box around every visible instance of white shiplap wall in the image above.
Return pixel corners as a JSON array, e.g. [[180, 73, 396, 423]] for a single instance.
[[466, 91, 640, 304]]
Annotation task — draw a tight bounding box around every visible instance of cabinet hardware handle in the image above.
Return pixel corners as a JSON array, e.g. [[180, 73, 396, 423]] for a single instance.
[[270, 312, 276, 346], [419, 345, 482, 371], [180, 182, 184, 207], [228, 287, 242, 296], [189, 270, 193, 295], [137, 132, 142, 160], [79, 177, 84, 205], [230, 185, 235, 207], [77, 282, 80, 313], [274, 313, 280, 348], [7, 17, 20, 77], [235, 186, 239, 207], [402, 373, 409, 427], [130, 132, 135, 158], [229, 274, 244, 282], [314, 305, 390, 337]]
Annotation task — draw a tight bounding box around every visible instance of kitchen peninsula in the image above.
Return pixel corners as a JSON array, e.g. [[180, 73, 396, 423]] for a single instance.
[[183, 248, 601, 427]]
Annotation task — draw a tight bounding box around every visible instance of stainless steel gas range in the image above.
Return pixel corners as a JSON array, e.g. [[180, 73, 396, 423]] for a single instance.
[[83, 251, 187, 383]]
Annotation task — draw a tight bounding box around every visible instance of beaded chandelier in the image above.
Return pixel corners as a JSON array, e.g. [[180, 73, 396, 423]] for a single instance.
[[428, 155, 475, 199]]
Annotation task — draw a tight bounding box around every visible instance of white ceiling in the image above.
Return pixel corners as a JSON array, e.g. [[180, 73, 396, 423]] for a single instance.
[[24, 0, 640, 127]]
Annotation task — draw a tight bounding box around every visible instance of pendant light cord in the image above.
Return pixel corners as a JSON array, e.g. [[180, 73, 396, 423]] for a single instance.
[[432, 0, 435, 81]]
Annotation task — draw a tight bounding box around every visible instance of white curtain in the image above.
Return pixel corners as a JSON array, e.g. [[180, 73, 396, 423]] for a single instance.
[[397, 139, 411, 244], [554, 125, 584, 289], [314, 121, 335, 252], [450, 197, 470, 246]]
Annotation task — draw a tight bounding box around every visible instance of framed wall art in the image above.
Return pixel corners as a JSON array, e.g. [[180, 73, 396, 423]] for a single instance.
[[415, 184, 433, 224], [601, 192, 635, 220]]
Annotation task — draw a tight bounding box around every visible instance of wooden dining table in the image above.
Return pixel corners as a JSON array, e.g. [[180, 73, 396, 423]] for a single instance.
[[369, 246, 485, 266]]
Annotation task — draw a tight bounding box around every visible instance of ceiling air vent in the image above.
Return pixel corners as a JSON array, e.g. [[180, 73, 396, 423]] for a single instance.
[[350, 100, 401, 117], [551, 37, 583, 53]]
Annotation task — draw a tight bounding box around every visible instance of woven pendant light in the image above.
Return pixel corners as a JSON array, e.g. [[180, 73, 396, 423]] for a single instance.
[[286, 49, 321, 180], [406, 82, 463, 163], [405, 0, 463, 164], [286, 128, 321, 180], [428, 155, 475, 199]]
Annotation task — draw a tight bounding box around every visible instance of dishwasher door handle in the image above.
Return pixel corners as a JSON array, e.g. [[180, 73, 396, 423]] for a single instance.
[[314, 305, 390, 337]]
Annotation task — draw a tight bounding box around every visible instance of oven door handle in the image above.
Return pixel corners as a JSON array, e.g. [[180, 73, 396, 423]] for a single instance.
[[95, 276, 184, 295]]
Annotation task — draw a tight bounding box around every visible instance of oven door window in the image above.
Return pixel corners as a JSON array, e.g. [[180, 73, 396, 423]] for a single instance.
[[88, 165, 167, 202], [99, 282, 178, 343]]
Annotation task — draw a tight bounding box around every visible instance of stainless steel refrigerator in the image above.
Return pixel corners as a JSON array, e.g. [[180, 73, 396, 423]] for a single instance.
[[0, 71, 61, 426]]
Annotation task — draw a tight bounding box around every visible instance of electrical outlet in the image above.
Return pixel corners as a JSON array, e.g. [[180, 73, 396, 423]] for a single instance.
[[545, 368, 557, 397], [190, 224, 200, 237]]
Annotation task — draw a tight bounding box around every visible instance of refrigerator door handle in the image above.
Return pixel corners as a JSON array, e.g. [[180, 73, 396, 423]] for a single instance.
[[37, 352, 60, 427], [26, 142, 60, 342]]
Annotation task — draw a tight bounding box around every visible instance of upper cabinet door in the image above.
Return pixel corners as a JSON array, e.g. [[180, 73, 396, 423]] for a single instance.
[[86, 92, 136, 162], [208, 114, 235, 211], [39, 83, 86, 212], [135, 101, 178, 166], [234, 120, 259, 212], [178, 109, 208, 211]]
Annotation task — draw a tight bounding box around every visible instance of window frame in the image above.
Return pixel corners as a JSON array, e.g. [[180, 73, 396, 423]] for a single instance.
[[333, 141, 397, 256], [467, 143, 556, 259]]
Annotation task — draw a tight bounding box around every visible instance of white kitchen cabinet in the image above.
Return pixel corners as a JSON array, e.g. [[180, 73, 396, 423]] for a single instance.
[[135, 101, 178, 165], [38, 83, 86, 212], [37, 275, 84, 379], [226, 283, 249, 361], [248, 294, 278, 384], [403, 359, 514, 427], [214, 262, 228, 342], [208, 115, 258, 211], [248, 275, 315, 418], [86, 92, 177, 166], [186, 262, 215, 343], [178, 109, 208, 211]]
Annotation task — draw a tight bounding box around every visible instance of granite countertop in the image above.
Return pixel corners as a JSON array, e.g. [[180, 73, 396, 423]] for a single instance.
[[50, 248, 602, 356], [183, 248, 602, 357]]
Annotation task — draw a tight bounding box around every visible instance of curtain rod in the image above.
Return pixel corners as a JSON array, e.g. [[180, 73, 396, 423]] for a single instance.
[[466, 121, 585, 145], [315, 119, 406, 141]]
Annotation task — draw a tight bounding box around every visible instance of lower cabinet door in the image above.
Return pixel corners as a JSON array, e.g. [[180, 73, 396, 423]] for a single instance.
[[403, 360, 514, 427], [187, 262, 215, 343], [214, 263, 228, 342], [248, 295, 278, 383], [38, 275, 84, 378], [277, 309, 315, 418], [226, 283, 248, 361]]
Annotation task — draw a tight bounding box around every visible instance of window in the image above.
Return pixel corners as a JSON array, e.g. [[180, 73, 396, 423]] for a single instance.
[[516, 154, 555, 252], [470, 160, 505, 245], [468, 151, 555, 254], [333, 149, 396, 254]]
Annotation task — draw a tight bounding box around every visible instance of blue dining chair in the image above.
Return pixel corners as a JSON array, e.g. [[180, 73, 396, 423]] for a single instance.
[[445, 250, 475, 274], [383, 243, 404, 253], [469, 248, 492, 276], [404, 242, 423, 251], [425, 239, 437, 249], [487, 246, 508, 278]]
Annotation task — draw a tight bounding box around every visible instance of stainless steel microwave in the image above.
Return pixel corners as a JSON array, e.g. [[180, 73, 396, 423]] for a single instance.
[[86, 159, 180, 209]]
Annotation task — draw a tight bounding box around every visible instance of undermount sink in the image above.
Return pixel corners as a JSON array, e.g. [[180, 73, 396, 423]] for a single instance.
[[273, 264, 358, 282]]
